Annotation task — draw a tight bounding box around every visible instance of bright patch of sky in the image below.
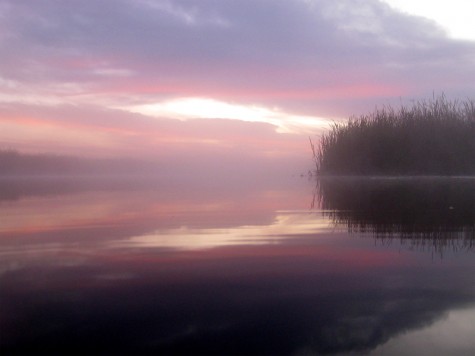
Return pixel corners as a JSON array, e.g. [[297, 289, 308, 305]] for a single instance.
[[126, 98, 330, 134], [382, 0, 475, 41]]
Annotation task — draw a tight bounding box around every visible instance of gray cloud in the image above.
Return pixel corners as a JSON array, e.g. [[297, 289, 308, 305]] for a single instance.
[[1, 0, 473, 112]]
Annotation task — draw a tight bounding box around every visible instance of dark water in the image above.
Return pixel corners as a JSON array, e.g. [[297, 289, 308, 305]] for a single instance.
[[2, 176, 475, 355]]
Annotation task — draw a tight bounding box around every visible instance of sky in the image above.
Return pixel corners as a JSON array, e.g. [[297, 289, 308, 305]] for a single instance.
[[1, 0, 474, 175]]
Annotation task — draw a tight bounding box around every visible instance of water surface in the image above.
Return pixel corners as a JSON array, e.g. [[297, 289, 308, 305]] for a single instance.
[[2, 176, 475, 355]]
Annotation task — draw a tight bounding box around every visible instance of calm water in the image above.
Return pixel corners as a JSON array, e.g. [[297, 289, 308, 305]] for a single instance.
[[2, 176, 475, 355]]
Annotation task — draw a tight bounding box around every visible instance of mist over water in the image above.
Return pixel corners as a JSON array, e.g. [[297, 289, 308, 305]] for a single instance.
[[2, 175, 475, 355]]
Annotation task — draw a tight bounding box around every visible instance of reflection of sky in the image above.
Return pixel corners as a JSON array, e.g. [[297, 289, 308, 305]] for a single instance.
[[2, 178, 475, 355], [372, 306, 475, 355], [112, 211, 335, 250], [0, 177, 311, 234]]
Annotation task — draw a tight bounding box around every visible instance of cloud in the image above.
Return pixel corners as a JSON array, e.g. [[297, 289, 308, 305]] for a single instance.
[[0, 0, 474, 163], [125, 97, 330, 133], [0, 103, 313, 174], [1, 0, 474, 109], [382, 0, 475, 41]]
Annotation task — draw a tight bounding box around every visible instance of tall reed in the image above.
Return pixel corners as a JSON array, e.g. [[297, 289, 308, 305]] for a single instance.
[[312, 95, 475, 175]]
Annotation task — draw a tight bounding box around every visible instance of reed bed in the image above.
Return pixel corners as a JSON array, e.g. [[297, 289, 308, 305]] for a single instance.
[[312, 95, 475, 175]]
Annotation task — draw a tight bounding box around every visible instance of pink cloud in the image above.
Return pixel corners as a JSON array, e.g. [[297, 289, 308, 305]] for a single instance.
[[0, 103, 313, 174]]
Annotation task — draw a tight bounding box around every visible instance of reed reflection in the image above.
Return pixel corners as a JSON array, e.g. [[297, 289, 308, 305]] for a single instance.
[[315, 177, 475, 252]]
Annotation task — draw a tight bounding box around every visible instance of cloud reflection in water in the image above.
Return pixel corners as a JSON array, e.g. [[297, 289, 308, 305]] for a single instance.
[[2, 177, 475, 355], [112, 212, 334, 250]]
